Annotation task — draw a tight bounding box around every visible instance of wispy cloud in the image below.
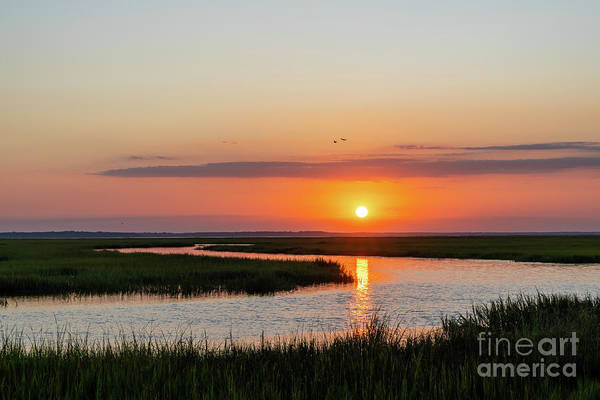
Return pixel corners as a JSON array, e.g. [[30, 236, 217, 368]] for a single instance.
[[395, 141, 600, 152], [221, 141, 240, 145], [464, 142, 600, 151], [98, 156, 600, 179], [127, 155, 176, 161], [394, 145, 452, 150]]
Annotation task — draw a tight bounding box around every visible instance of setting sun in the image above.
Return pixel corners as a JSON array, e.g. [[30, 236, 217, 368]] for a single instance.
[[355, 206, 369, 218]]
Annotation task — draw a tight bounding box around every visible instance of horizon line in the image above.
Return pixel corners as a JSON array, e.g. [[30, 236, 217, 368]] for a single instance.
[[2, 230, 600, 238]]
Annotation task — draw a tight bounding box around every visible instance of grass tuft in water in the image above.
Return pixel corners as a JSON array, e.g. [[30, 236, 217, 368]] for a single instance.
[[0, 239, 352, 297]]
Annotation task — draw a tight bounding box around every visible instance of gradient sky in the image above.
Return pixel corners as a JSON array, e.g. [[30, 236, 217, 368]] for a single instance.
[[2, 1, 600, 232]]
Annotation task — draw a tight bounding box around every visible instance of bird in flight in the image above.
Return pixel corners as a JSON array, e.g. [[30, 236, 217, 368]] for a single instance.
[[333, 139, 338, 144], [340, 138, 347, 141]]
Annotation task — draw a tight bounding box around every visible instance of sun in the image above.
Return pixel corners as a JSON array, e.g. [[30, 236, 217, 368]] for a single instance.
[[355, 206, 368, 218]]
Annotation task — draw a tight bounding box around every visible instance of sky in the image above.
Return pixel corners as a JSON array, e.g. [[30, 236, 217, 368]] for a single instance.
[[1, 1, 600, 232]]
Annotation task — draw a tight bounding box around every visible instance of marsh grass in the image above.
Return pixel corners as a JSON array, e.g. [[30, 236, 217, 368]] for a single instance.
[[0, 239, 352, 297], [200, 236, 600, 263], [1, 294, 600, 399]]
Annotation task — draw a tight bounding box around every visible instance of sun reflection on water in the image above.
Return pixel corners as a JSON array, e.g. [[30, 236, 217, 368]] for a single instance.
[[356, 258, 369, 292], [350, 258, 371, 328]]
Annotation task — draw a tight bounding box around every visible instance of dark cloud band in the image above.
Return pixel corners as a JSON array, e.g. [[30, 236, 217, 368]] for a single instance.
[[99, 156, 600, 179]]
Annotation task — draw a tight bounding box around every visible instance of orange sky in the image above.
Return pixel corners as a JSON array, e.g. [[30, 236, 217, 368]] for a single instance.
[[2, 167, 600, 232], [2, 1, 600, 232]]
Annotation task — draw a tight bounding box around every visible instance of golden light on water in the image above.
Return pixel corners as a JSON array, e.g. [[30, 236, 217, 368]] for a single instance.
[[351, 258, 371, 328], [356, 258, 369, 291], [355, 206, 368, 218]]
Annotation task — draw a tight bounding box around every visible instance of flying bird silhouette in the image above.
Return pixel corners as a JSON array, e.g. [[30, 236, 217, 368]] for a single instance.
[[333, 139, 338, 144], [340, 138, 347, 141]]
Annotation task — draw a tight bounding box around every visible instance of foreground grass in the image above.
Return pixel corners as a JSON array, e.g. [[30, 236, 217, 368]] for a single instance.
[[1, 294, 599, 399], [200, 236, 600, 263], [0, 239, 351, 297]]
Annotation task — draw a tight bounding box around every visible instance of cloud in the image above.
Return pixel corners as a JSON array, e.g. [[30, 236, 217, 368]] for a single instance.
[[127, 155, 176, 161], [98, 156, 600, 179], [394, 145, 452, 150], [463, 142, 600, 151], [221, 141, 240, 145], [395, 141, 600, 152]]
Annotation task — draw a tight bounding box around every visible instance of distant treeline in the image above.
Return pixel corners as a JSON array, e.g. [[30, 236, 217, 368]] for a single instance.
[[1, 231, 599, 239], [0, 231, 333, 239]]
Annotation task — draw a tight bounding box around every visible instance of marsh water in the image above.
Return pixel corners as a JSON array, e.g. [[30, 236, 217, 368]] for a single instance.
[[2, 245, 600, 344]]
